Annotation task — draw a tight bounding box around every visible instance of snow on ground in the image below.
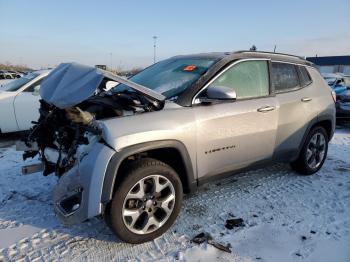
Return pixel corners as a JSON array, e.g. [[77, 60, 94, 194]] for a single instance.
[[0, 128, 350, 262]]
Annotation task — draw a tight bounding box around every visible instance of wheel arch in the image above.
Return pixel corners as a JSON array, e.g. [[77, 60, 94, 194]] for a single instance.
[[297, 114, 335, 156], [101, 140, 196, 204]]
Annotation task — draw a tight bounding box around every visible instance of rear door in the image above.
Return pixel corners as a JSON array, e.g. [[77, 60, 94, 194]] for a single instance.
[[272, 62, 317, 159], [193, 59, 279, 180]]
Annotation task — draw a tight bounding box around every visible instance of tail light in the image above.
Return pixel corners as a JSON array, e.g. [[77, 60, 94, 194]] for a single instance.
[[331, 90, 337, 102]]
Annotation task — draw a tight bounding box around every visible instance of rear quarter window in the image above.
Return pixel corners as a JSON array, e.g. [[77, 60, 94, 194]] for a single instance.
[[298, 66, 312, 87], [271, 62, 300, 92]]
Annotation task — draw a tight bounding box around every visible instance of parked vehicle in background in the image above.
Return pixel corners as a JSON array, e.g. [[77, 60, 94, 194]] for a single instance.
[[20, 51, 335, 244], [0, 71, 15, 80], [323, 74, 350, 125], [336, 88, 350, 125], [7, 70, 22, 78], [0, 70, 50, 133], [0, 70, 24, 86], [0, 71, 15, 86], [323, 73, 350, 94]]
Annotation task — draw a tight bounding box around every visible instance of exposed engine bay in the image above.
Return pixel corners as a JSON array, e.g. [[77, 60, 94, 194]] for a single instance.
[[20, 62, 166, 177]]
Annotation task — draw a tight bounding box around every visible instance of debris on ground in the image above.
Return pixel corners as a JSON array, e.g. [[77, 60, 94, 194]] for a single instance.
[[192, 232, 231, 253], [207, 239, 232, 253], [192, 232, 212, 244], [225, 218, 245, 229]]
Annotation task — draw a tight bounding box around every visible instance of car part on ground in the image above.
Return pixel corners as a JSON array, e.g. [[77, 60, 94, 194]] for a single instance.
[[192, 232, 232, 253]]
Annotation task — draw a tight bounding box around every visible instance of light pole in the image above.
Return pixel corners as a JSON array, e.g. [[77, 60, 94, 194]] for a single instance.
[[153, 36, 157, 64], [109, 52, 113, 70]]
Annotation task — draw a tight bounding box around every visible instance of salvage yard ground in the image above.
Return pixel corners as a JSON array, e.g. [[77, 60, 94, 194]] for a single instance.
[[0, 128, 350, 261]]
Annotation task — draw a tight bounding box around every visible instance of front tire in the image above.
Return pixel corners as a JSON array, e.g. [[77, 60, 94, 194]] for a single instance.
[[107, 158, 183, 244], [291, 126, 329, 175]]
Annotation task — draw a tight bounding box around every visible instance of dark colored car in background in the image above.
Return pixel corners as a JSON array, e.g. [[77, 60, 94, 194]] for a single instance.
[[336, 89, 350, 125], [322, 73, 350, 125]]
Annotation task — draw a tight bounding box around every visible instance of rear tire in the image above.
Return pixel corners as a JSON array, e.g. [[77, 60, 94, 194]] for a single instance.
[[106, 158, 183, 244], [291, 126, 328, 175]]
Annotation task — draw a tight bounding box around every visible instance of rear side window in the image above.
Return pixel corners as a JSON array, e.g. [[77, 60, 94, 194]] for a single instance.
[[210, 60, 269, 99], [271, 62, 300, 92], [298, 66, 312, 87]]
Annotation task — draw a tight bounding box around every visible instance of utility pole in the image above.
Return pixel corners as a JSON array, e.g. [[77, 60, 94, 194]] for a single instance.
[[153, 36, 157, 64], [273, 45, 277, 53], [109, 52, 113, 70]]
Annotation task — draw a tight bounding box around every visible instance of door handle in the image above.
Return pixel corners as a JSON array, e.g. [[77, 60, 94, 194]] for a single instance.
[[301, 97, 312, 102], [257, 105, 275, 113]]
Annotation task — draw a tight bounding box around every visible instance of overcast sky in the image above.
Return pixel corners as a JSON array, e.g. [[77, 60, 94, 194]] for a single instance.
[[1, 0, 349, 70]]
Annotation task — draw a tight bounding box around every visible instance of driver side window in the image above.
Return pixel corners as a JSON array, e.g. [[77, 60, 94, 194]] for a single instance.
[[211, 60, 269, 99]]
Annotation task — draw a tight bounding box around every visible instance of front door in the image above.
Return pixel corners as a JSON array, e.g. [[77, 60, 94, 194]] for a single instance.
[[193, 59, 279, 180]]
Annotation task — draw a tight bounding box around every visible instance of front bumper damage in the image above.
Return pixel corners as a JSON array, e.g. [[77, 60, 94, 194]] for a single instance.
[[53, 142, 115, 225], [18, 62, 166, 226]]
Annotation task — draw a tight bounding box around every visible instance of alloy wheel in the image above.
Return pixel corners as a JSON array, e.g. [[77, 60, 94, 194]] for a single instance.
[[122, 175, 176, 235], [306, 132, 326, 169]]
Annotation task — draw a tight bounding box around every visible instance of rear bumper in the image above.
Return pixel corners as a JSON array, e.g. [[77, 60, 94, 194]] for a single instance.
[[53, 142, 115, 225]]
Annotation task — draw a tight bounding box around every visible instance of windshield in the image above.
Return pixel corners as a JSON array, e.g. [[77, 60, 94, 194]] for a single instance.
[[2, 72, 40, 91], [112, 57, 217, 99]]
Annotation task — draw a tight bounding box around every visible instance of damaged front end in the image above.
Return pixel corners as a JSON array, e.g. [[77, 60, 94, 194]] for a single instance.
[[18, 63, 165, 224]]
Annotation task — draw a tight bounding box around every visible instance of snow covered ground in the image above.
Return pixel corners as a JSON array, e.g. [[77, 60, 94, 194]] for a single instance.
[[0, 128, 349, 262]]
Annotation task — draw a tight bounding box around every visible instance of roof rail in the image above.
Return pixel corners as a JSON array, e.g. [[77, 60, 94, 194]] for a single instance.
[[234, 50, 306, 60]]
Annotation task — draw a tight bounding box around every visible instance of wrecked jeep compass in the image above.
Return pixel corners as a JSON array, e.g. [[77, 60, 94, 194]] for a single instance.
[[20, 51, 335, 244]]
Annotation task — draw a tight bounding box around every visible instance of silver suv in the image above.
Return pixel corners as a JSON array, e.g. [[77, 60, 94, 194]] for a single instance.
[[21, 51, 336, 243]]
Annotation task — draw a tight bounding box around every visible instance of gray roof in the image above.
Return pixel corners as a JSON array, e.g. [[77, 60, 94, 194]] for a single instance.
[[170, 50, 313, 67]]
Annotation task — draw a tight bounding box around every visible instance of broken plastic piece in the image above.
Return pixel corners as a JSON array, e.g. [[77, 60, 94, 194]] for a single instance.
[[208, 239, 232, 253], [192, 232, 212, 244], [22, 163, 44, 175], [192, 232, 231, 253], [225, 218, 245, 229]]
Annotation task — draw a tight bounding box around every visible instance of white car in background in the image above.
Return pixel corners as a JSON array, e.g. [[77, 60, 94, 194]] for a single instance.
[[0, 70, 50, 133], [0, 71, 16, 86]]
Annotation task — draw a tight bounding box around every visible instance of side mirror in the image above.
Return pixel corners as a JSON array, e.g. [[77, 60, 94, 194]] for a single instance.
[[197, 86, 237, 104], [32, 85, 40, 95]]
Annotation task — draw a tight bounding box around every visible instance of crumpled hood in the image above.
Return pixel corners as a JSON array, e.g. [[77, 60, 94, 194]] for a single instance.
[[40, 62, 166, 109], [40, 63, 104, 108]]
